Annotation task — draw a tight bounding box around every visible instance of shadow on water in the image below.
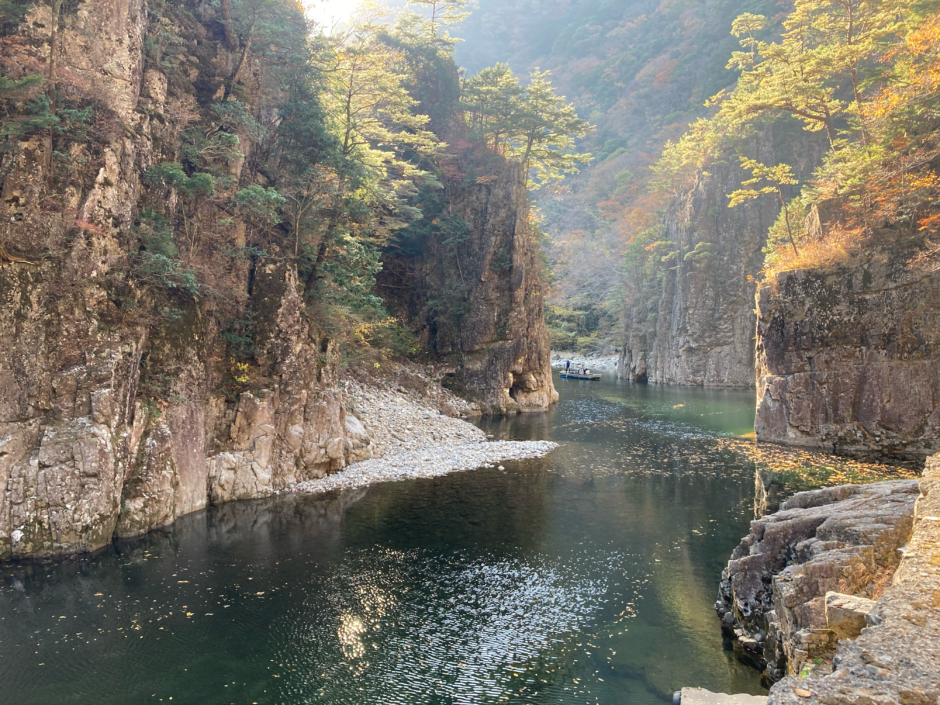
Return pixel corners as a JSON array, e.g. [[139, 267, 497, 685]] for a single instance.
[[3, 372, 911, 704]]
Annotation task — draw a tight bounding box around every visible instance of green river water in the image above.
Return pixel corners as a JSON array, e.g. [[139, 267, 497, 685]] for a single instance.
[[1, 374, 782, 704]]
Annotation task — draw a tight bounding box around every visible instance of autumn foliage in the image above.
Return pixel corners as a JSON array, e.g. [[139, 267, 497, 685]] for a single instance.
[[652, 0, 940, 276]]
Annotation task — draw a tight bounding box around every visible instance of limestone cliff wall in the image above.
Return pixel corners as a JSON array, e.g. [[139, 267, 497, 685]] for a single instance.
[[755, 244, 940, 458], [380, 160, 557, 415], [619, 126, 823, 387]]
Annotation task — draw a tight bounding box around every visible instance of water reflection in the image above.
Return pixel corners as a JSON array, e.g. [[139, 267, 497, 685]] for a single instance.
[[0, 372, 912, 705]]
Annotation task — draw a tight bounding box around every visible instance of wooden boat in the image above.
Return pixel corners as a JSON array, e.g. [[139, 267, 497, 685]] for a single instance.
[[559, 370, 602, 381]]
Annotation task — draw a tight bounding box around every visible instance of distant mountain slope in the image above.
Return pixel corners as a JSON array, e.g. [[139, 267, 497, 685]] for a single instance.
[[454, 0, 781, 348]]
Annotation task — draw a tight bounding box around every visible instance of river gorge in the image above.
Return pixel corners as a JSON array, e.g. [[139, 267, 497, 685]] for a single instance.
[[1, 373, 915, 704]]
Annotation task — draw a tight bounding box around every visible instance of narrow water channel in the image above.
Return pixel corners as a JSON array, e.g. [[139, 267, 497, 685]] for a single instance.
[[1, 374, 769, 704]]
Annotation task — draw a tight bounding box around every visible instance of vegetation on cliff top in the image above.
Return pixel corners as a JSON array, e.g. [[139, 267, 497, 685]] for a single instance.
[[653, 0, 940, 277]]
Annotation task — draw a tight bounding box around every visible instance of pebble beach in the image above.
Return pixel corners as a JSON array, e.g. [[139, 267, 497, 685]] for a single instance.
[[294, 374, 558, 496]]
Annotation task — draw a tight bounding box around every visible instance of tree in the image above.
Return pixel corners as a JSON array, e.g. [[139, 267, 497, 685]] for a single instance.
[[301, 13, 442, 294], [393, 0, 469, 54], [511, 70, 593, 189], [650, 116, 732, 196], [461, 63, 521, 151], [729, 158, 801, 255], [788, 0, 906, 122], [809, 9, 940, 230], [724, 12, 843, 144], [224, 0, 312, 100], [721, 0, 910, 145], [461, 65, 593, 190]]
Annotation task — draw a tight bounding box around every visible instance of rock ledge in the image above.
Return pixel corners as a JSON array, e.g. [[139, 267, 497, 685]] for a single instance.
[[718, 479, 918, 682], [765, 454, 940, 704]]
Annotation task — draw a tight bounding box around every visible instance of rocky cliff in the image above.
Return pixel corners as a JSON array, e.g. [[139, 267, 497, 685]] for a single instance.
[[0, 240, 373, 560], [380, 158, 557, 415], [764, 454, 940, 704], [0, 0, 552, 561], [717, 480, 918, 683], [755, 241, 940, 458], [618, 126, 823, 387]]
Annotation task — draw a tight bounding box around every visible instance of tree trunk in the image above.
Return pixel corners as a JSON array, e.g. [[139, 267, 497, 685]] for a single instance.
[[778, 190, 799, 256], [224, 18, 255, 100], [43, 0, 62, 175], [220, 0, 237, 50], [823, 113, 837, 147]]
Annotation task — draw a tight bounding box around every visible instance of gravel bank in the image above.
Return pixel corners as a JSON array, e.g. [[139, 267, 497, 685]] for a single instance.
[[295, 440, 558, 495], [551, 351, 620, 372], [294, 377, 558, 495]]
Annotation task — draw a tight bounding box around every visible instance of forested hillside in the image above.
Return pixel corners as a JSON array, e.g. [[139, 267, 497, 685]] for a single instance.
[[455, 0, 780, 349], [454, 0, 940, 356]]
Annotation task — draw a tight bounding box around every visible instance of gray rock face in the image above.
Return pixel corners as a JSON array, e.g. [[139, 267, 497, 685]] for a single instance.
[[755, 248, 940, 457], [619, 127, 824, 388], [718, 480, 918, 682], [381, 160, 557, 415], [765, 454, 940, 704]]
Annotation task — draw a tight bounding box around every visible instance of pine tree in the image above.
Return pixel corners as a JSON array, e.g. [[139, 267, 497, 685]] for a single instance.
[[729, 158, 801, 255]]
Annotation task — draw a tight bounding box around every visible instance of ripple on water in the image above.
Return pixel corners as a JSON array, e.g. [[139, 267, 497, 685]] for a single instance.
[[1, 376, 913, 705], [268, 545, 633, 703]]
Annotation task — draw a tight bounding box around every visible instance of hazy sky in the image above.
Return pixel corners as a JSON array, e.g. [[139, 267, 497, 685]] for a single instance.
[[307, 0, 368, 30]]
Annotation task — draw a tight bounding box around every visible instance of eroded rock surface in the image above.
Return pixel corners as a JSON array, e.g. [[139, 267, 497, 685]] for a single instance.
[[765, 455, 940, 704], [718, 480, 918, 682], [755, 246, 940, 457], [0, 260, 374, 559]]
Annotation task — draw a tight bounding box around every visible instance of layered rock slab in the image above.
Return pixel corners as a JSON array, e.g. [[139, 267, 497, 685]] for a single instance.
[[764, 455, 940, 704], [718, 480, 918, 682], [680, 688, 767, 705]]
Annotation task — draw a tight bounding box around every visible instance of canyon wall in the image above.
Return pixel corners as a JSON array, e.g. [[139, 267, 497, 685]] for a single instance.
[[618, 126, 823, 387], [380, 159, 557, 415], [0, 235, 373, 561], [0, 0, 551, 561], [755, 242, 940, 458]]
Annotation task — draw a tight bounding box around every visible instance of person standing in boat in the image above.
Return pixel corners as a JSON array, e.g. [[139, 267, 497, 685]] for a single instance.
[[565, 359, 571, 373]]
